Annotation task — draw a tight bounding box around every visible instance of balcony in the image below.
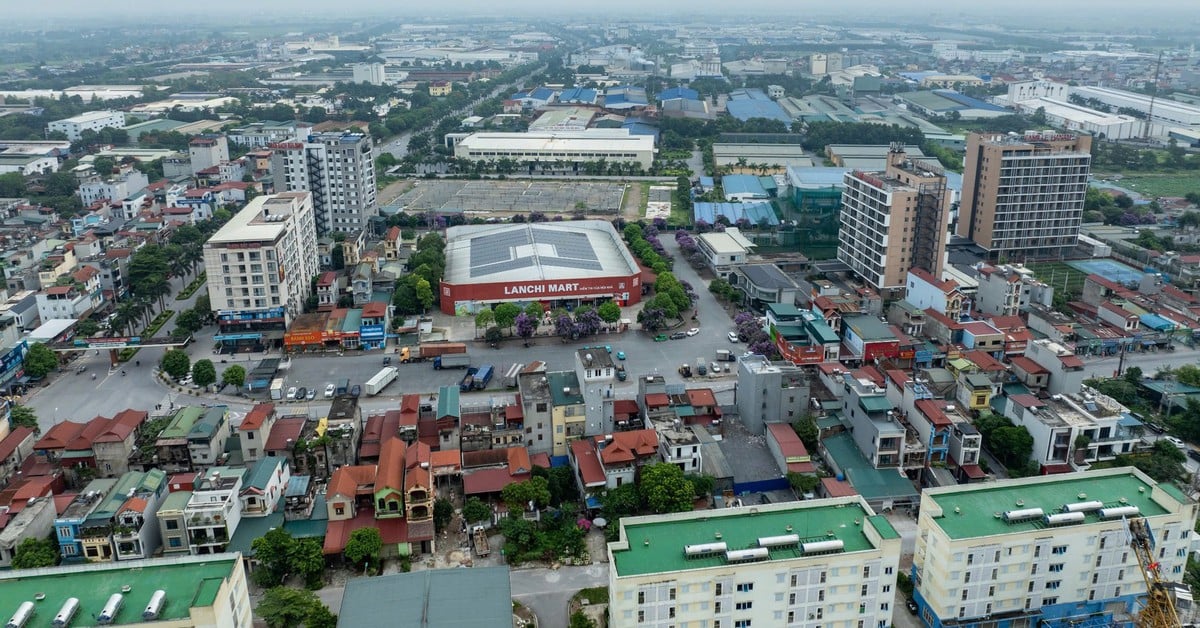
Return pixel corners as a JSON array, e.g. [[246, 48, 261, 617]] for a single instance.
[[188, 529, 229, 546]]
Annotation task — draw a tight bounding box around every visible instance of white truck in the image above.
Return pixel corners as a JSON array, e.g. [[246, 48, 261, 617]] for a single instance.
[[364, 367, 399, 396], [269, 377, 285, 400]]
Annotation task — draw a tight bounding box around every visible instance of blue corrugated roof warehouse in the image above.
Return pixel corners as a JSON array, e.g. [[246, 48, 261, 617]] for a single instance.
[[722, 174, 769, 199], [559, 87, 598, 104], [726, 88, 791, 123], [658, 87, 699, 101], [693, 201, 779, 226]]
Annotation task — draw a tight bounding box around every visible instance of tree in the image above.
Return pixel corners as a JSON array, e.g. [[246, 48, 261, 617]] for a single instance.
[[9, 404, 38, 432], [290, 538, 326, 590], [343, 527, 382, 571], [174, 309, 204, 336], [462, 497, 492, 524], [501, 476, 552, 514], [160, 349, 190, 380], [474, 307, 494, 333], [787, 471, 820, 495], [434, 497, 455, 532], [221, 364, 246, 389], [0, 172, 26, 197], [601, 483, 641, 521], [75, 319, 100, 337], [515, 312, 537, 343], [250, 527, 295, 587], [11, 537, 58, 569], [1123, 366, 1144, 385], [22, 343, 58, 379], [639, 463, 695, 514], [256, 587, 336, 628], [414, 277, 434, 312], [392, 279, 421, 316], [990, 425, 1035, 467], [493, 302, 521, 333], [686, 474, 715, 499], [191, 359, 217, 387], [569, 611, 599, 628], [792, 418, 819, 453], [597, 301, 622, 324], [524, 302, 544, 320]]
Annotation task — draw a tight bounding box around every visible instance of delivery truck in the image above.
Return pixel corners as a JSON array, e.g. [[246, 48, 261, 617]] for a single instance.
[[399, 342, 467, 364], [432, 352, 471, 370], [472, 525, 490, 557], [364, 367, 399, 396], [469, 364, 494, 391], [269, 377, 285, 400]]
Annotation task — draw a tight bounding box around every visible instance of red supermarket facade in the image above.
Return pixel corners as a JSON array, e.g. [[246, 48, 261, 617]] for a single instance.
[[440, 274, 642, 314]]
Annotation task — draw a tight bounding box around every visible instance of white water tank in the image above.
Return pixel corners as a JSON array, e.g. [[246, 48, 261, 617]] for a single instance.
[[1099, 506, 1140, 519], [684, 542, 727, 557], [97, 593, 123, 625], [1062, 501, 1104, 513], [143, 590, 167, 621], [1044, 512, 1086, 526], [5, 601, 34, 628], [802, 539, 845, 554], [52, 598, 79, 628], [757, 534, 800, 548], [1002, 508, 1044, 522], [725, 548, 769, 562]]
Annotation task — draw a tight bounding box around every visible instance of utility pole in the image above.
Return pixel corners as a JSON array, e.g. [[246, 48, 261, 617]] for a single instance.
[[1143, 51, 1164, 139], [1115, 341, 1127, 378]]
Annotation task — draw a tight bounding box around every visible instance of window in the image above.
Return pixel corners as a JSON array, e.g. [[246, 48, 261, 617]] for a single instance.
[[638, 611, 645, 623], [734, 621, 751, 628], [962, 590, 968, 601], [669, 589, 676, 601], [881, 602, 890, 611], [735, 602, 752, 611], [168, 538, 181, 547], [715, 602, 722, 613], [669, 608, 675, 619], [885, 566, 894, 575], [736, 583, 753, 593], [715, 584, 723, 596], [861, 585, 869, 596], [988, 586, 995, 596], [1051, 545, 1067, 555], [166, 520, 179, 530], [787, 611, 795, 623], [1044, 597, 1058, 605], [864, 566, 870, 578], [790, 575, 797, 587], [819, 571, 827, 583], [858, 603, 867, 614], [1046, 581, 1061, 590]]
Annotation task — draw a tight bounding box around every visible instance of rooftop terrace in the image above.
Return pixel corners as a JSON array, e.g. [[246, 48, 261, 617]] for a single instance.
[[925, 468, 1176, 540], [0, 554, 240, 627], [610, 498, 895, 577]]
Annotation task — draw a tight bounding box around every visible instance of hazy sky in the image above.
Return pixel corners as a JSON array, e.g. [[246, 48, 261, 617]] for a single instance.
[[8, 0, 1198, 22]]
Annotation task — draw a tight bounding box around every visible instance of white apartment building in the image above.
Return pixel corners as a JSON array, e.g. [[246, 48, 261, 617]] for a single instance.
[[183, 467, 245, 555], [188, 135, 230, 175], [913, 468, 1198, 628], [608, 497, 903, 628], [203, 192, 318, 332], [997, 386, 1142, 469], [1025, 338, 1086, 397], [974, 264, 1053, 318], [352, 62, 386, 85], [46, 110, 125, 141], [78, 168, 149, 207], [270, 132, 377, 235], [696, 230, 753, 280], [228, 121, 312, 147]]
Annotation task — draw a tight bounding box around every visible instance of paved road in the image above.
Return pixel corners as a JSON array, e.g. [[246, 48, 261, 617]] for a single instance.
[[1080, 347, 1200, 379], [510, 564, 610, 628]]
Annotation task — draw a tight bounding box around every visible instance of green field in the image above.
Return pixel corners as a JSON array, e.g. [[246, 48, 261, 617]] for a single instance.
[[1026, 261, 1087, 298], [1101, 174, 1200, 199]]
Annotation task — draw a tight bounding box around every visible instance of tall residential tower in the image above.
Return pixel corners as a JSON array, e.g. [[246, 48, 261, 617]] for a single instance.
[[838, 145, 952, 298], [958, 131, 1092, 261], [270, 132, 377, 236]]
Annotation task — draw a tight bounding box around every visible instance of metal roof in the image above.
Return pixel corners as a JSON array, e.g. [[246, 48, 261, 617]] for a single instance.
[[444, 221, 639, 284]]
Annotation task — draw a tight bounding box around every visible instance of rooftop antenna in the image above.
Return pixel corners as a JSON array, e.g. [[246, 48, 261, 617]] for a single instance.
[[1143, 51, 1163, 139]]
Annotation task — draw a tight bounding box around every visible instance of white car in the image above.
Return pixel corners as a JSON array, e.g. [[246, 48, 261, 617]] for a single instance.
[[324, 383, 336, 398], [727, 331, 739, 343], [710, 362, 722, 373], [686, 327, 700, 336], [286, 386, 297, 400]]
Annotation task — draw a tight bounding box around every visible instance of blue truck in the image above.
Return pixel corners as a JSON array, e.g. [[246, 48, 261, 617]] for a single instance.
[[458, 364, 494, 391]]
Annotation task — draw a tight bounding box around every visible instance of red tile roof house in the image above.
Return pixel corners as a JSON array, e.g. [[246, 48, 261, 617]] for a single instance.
[[569, 430, 661, 506], [765, 423, 816, 477]]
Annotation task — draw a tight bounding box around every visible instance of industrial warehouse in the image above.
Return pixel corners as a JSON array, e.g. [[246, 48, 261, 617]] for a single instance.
[[439, 221, 644, 315]]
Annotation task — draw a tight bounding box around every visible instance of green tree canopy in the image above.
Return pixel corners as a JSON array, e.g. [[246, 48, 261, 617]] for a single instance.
[[191, 359, 217, 387], [160, 349, 190, 380], [256, 587, 336, 628], [344, 527, 382, 570], [462, 497, 492, 524], [221, 364, 246, 389], [11, 537, 58, 569], [501, 476, 552, 514], [792, 418, 819, 453], [250, 527, 294, 587], [9, 404, 38, 433], [22, 343, 58, 379], [493, 302, 521, 331], [639, 463, 695, 514], [597, 301, 622, 324]]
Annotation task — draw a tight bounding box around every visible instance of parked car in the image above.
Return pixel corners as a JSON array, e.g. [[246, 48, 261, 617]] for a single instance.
[[382, 356, 391, 365], [324, 383, 335, 398], [306, 388, 316, 401], [710, 362, 721, 374], [906, 599, 918, 614], [616, 351, 626, 360], [727, 331, 739, 343], [686, 327, 700, 336], [653, 334, 669, 342], [604, 345, 612, 353], [350, 384, 362, 397], [670, 331, 687, 340], [286, 386, 298, 400], [1164, 436, 1186, 450], [294, 386, 307, 400]]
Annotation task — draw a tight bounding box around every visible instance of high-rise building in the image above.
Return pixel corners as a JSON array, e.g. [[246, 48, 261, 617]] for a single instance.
[[913, 467, 1197, 628], [608, 497, 903, 628], [351, 62, 386, 85], [958, 131, 1092, 261], [838, 145, 952, 297], [188, 134, 230, 175], [270, 132, 377, 235], [203, 192, 318, 349]]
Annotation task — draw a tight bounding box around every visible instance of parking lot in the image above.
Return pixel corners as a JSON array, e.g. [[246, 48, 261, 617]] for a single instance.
[[384, 179, 627, 216]]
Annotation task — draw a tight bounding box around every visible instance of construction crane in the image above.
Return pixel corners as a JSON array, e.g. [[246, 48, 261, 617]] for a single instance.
[[1129, 517, 1182, 628], [1143, 51, 1164, 140]]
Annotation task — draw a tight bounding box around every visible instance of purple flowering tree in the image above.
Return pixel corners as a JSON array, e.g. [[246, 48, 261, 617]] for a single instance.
[[515, 313, 536, 344], [555, 314, 576, 340], [574, 309, 602, 337]]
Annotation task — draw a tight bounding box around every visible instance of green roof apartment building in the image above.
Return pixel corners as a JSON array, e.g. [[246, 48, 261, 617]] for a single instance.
[[0, 553, 251, 628], [608, 497, 902, 628], [912, 468, 1198, 628]]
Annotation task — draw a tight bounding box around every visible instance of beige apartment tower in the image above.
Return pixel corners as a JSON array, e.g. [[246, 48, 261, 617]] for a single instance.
[[958, 131, 1092, 261], [838, 145, 952, 297]]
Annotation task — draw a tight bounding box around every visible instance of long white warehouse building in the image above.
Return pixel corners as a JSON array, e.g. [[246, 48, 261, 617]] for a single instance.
[[1071, 84, 1200, 127], [453, 128, 656, 171]]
